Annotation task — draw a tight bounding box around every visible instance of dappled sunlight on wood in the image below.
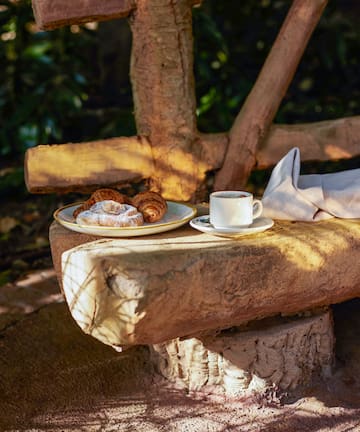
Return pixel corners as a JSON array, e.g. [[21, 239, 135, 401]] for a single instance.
[[266, 220, 360, 271], [25, 137, 154, 193], [151, 146, 208, 200], [52, 217, 360, 347], [62, 251, 146, 347]]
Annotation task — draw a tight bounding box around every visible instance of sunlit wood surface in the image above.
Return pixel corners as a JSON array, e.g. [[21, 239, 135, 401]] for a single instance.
[[50, 217, 360, 348]]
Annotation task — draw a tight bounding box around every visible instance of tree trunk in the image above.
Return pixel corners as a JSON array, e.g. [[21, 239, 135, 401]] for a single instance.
[[129, 0, 201, 201], [151, 310, 334, 394]]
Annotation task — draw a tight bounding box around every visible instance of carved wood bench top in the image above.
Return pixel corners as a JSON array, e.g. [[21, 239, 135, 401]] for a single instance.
[[50, 217, 360, 348]]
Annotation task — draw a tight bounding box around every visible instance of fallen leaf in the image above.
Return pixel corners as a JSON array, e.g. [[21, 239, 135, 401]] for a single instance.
[[23, 211, 41, 223], [0, 217, 18, 234]]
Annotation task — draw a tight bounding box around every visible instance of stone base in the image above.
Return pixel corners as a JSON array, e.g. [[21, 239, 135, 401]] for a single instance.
[[151, 310, 334, 396]]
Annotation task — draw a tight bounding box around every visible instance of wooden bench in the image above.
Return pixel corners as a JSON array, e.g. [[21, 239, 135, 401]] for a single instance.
[[27, 0, 360, 396], [49, 215, 360, 394]]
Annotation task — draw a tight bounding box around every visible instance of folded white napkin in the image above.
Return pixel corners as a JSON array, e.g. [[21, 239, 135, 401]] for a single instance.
[[262, 147, 360, 221]]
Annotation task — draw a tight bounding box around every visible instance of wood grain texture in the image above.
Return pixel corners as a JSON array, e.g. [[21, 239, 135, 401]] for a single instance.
[[31, 0, 202, 30], [25, 116, 360, 194], [50, 217, 360, 347], [256, 116, 360, 168], [129, 0, 200, 201], [152, 310, 334, 394], [32, 0, 136, 30], [24, 136, 154, 193]]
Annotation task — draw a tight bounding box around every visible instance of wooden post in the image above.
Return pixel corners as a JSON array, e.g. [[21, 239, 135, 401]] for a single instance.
[[129, 0, 202, 200]]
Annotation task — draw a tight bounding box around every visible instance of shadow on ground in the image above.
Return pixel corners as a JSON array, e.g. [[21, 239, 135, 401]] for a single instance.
[[0, 271, 360, 431]]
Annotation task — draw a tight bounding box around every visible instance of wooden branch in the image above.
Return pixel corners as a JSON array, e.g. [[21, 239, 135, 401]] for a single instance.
[[50, 218, 360, 346], [32, 0, 202, 30], [24, 136, 154, 193], [214, 0, 328, 191], [32, 0, 136, 30], [24, 116, 360, 194]]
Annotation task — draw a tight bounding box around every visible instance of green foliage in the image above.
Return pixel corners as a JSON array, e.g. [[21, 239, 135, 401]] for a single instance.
[[193, 0, 360, 132], [0, 0, 359, 159], [0, 0, 136, 160], [0, 0, 96, 157]]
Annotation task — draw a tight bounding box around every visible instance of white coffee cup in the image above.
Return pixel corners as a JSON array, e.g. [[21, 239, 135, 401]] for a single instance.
[[210, 191, 263, 229]]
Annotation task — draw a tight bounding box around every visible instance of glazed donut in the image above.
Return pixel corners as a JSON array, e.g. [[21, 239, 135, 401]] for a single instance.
[[76, 200, 144, 227]]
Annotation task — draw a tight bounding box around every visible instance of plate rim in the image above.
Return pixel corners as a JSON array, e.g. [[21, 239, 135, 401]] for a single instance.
[[54, 200, 197, 232]]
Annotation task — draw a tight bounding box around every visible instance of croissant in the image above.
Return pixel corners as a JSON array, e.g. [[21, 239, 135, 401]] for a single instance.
[[73, 188, 130, 218], [131, 191, 167, 223]]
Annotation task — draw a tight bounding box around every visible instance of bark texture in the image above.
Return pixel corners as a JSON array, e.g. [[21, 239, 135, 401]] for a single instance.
[[151, 310, 334, 394], [50, 217, 360, 347], [25, 116, 360, 194], [256, 116, 360, 168], [24, 136, 154, 193], [31, 0, 202, 30], [32, 0, 135, 30], [214, 0, 328, 191], [130, 0, 201, 200]]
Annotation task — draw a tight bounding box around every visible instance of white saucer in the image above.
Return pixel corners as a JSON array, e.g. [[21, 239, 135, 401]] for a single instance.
[[189, 215, 274, 238]]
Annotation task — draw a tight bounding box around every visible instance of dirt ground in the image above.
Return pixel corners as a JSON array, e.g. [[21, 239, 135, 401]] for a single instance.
[[0, 268, 360, 432]]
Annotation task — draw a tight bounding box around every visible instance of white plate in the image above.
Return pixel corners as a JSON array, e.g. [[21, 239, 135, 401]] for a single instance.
[[54, 201, 197, 237], [190, 215, 274, 238]]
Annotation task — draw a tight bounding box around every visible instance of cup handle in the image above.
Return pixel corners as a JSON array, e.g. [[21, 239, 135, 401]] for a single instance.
[[252, 199, 263, 220]]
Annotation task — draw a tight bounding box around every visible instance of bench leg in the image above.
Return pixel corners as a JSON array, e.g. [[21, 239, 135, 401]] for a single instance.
[[150, 309, 334, 396]]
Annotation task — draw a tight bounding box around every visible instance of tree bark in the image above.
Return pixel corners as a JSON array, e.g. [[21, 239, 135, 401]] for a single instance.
[[24, 116, 360, 194], [24, 136, 154, 193], [32, 0, 136, 30], [152, 310, 334, 394], [214, 0, 328, 191], [129, 0, 201, 201], [31, 0, 201, 30]]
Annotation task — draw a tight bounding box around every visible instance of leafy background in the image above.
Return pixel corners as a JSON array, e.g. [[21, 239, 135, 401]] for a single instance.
[[0, 0, 359, 282]]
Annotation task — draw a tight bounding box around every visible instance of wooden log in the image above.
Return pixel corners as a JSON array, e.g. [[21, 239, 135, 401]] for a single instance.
[[201, 116, 360, 172], [129, 0, 201, 201], [25, 116, 360, 194], [214, 0, 328, 191], [151, 310, 334, 394], [49, 217, 360, 347], [32, 0, 135, 30], [256, 116, 360, 169], [31, 0, 202, 30], [24, 136, 154, 194]]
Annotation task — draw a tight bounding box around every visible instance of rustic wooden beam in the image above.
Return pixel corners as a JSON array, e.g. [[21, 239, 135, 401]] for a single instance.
[[50, 218, 360, 346], [214, 0, 328, 191], [256, 116, 360, 169], [24, 116, 360, 194], [32, 0, 136, 30], [31, 0, 202, 30], [24, 136, 154, 194]]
